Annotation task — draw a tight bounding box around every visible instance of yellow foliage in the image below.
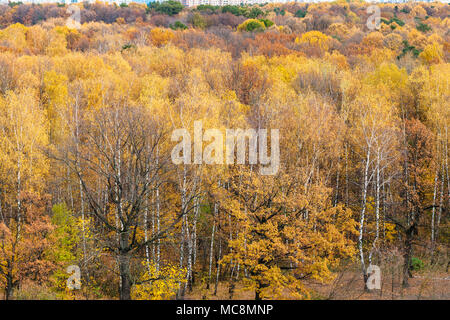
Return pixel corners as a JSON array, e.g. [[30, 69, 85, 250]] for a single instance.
[[384, 223, 397, 242], [237, 19, 266, 32], [295, 31, 331, 52], [149, 28, 175, 47], [383, 33, 404, 52], [0, 23, 28, 52], [419, 42, 444, 65], [132, 261, 186, 300], [407, 28, 428, 50], [327, 23, 349, 39], [46, 28, 68, 57], [362, 32, 384, 48], [411, 5, 427, 19]]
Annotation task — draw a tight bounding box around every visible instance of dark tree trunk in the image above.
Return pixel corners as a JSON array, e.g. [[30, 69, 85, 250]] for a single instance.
[[402, 225, 414, 288], [119, 231, 132, 300], [228, 280, 235, 299], [119, 254, 131, 300], [254, 280, 268, 300], [5, 277, 12, 300], [363, 272, 370, 291], [5, 275, 13, 300]]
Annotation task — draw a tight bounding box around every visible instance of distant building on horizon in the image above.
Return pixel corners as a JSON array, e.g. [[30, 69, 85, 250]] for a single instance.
[[0, 0, 446, 6]]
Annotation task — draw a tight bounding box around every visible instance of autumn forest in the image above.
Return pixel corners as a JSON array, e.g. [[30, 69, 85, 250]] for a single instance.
[[0, 1, 448, 300]]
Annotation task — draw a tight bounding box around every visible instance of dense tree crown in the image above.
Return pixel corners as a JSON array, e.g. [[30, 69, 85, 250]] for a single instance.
[[0, 1, 448, 300]]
